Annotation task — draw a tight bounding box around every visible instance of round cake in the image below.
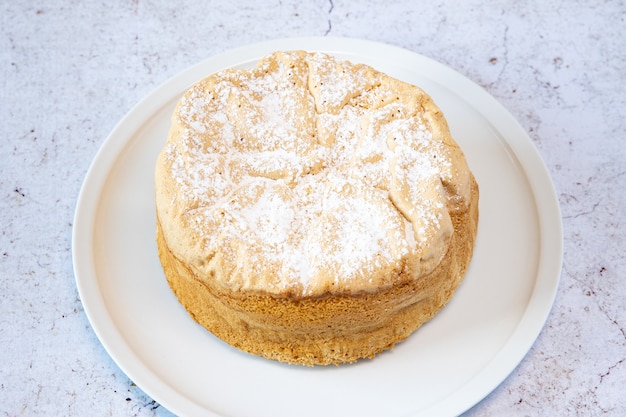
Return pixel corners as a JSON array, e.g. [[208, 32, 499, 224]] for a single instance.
[[154, 50, 479, 366]]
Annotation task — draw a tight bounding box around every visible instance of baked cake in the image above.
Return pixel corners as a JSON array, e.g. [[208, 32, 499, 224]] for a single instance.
[[154, 51, 479, 366]]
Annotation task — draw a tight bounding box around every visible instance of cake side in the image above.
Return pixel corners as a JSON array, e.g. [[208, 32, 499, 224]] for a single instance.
[[156, 176, 478, 366]]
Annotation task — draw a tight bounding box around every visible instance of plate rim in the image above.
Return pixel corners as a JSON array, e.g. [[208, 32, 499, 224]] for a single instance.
[[72, 36, 563, 417]]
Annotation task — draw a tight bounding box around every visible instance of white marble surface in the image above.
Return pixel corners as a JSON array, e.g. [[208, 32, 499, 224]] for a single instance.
[[1, 1, 624, 416]]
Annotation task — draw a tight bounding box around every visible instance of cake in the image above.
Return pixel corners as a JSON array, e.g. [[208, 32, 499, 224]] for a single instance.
[[154, 50, 479, 366]]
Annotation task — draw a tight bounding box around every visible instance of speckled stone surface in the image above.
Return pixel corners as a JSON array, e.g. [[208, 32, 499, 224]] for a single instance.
[[1, 1, 624, 416]]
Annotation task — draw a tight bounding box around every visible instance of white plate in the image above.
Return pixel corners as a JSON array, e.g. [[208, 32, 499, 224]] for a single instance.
[[73, 37, 562, 417]]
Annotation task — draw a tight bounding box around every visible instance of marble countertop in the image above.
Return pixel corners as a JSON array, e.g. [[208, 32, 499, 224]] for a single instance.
[[1, 1, 624, 416]]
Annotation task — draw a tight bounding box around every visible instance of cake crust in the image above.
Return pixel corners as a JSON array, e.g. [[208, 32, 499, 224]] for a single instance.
[[157, 179, 477, 365], [154, 51, 479, 365]]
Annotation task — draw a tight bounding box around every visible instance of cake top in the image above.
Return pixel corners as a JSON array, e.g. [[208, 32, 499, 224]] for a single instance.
[[155, 51, 472, 297]]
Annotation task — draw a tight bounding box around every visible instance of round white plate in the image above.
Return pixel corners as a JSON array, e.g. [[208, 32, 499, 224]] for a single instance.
[[73, 37, 562, 417]]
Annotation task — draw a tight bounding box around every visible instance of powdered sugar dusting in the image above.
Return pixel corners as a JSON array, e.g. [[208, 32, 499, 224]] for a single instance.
[[158, 51, 468, 294]]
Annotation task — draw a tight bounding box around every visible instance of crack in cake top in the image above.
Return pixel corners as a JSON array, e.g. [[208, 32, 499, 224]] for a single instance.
[[155, 51, 472, 296]]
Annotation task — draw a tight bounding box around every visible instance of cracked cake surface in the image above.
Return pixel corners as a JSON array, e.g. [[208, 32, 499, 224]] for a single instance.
[[154, 50, 479, 365]]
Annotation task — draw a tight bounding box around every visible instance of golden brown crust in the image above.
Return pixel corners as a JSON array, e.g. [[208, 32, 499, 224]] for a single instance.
[[157, 177, 478, 366]]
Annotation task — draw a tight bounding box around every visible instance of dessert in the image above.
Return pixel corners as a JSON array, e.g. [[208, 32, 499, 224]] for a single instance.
[[154, 50, 479, 366]]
